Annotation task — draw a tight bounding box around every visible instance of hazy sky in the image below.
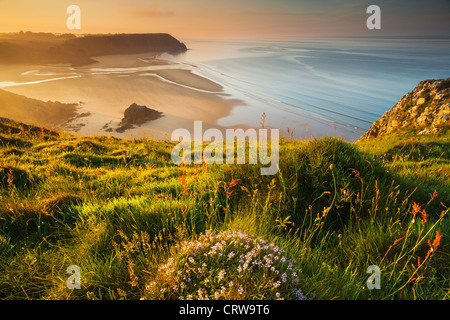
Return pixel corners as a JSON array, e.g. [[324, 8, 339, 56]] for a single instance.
[[1, 0, 449, 39]]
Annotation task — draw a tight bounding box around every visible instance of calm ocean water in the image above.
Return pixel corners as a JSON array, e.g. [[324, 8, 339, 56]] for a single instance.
[[171, 37, 450, 140]]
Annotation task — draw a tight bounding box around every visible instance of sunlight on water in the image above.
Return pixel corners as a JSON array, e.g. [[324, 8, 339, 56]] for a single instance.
[[1, 37, 449, 141], [173, 37, 450, 140]]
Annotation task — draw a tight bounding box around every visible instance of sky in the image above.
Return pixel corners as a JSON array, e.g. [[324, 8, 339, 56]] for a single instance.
[[0, 0, 449, 39]]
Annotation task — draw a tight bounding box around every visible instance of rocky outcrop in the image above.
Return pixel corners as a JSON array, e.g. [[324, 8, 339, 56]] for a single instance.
[[360, 78, 450, 140], [116, 103, 163, 133]]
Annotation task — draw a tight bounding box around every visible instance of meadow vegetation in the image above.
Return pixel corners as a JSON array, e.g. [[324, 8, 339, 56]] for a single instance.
[[0, 119, 448, 300]]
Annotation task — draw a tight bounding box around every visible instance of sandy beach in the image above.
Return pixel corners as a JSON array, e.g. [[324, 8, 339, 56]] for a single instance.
[[0, 52, 245, 139]]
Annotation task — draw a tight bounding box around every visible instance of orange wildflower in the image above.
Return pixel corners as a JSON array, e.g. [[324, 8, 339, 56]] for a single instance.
[[429, 231, 442, 252], [229, 178, 240, 188], [425, 231, 443, 261], [430, 189, 438, 202], [411, 201, 421, 217], [421, 209, 428, 225]]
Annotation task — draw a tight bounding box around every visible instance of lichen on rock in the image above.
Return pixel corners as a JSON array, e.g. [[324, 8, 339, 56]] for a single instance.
[[360, 78, 450, 140]]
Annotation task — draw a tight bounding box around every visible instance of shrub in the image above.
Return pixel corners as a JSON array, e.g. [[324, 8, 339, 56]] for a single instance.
[[143, 230, 307, 300]]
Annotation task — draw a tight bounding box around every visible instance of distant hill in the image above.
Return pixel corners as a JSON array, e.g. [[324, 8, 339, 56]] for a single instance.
[[0, 32, 187, 67]]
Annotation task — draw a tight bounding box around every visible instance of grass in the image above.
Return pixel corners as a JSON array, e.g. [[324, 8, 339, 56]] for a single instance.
[[0, 119, 448, 300]]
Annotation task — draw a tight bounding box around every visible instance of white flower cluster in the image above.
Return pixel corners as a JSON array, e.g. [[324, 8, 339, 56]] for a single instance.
[[144, 230, 307, 300]]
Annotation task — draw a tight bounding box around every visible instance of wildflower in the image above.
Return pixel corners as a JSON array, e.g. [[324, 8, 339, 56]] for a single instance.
[[261, 112, 266, 128], [430, 190, 438, 202], [294, 289, 306, 300], [428, 231, 442, 253], [421, 209, 428, 225], [179, 174, 188, 187], [291, 274, 299, 284], [145, 282, 155, 291], [349, 168, 362, 183], [218, 269, 226, 281], [411, 202, 421, 217], [423, 231, 443, 262], [143, 230, 307, 300]]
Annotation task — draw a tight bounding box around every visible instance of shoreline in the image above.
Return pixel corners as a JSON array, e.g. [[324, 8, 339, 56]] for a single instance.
[[0, 51, 365, 142], [0, 52, 246, 140]]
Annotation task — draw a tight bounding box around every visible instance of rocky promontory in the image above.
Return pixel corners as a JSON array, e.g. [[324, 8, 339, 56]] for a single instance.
[[0, 32, 187, 67], [360, 78, 450, 140]]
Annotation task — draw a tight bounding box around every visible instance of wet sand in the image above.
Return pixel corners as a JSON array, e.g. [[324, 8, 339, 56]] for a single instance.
[[0, 53, 245, 139]]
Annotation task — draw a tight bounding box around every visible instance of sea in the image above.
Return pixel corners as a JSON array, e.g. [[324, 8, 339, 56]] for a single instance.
[[168, 36, 450, 141], [1, 36, 449, 141]]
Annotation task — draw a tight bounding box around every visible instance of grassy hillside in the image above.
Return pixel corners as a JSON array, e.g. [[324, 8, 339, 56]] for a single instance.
[[0, 119, 448, 300], [0, 89, 80, 130]]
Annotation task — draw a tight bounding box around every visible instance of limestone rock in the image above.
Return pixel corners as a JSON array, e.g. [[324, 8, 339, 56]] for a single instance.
[[360, 78, 450, 140]]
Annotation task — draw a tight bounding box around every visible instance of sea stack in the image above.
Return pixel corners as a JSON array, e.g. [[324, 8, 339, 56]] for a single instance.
[[116, 103, 163, 133]]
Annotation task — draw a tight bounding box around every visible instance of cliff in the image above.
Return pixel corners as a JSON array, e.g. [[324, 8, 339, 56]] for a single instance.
[[360, 78, 450, 140], [0, 32, 187, 67]]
